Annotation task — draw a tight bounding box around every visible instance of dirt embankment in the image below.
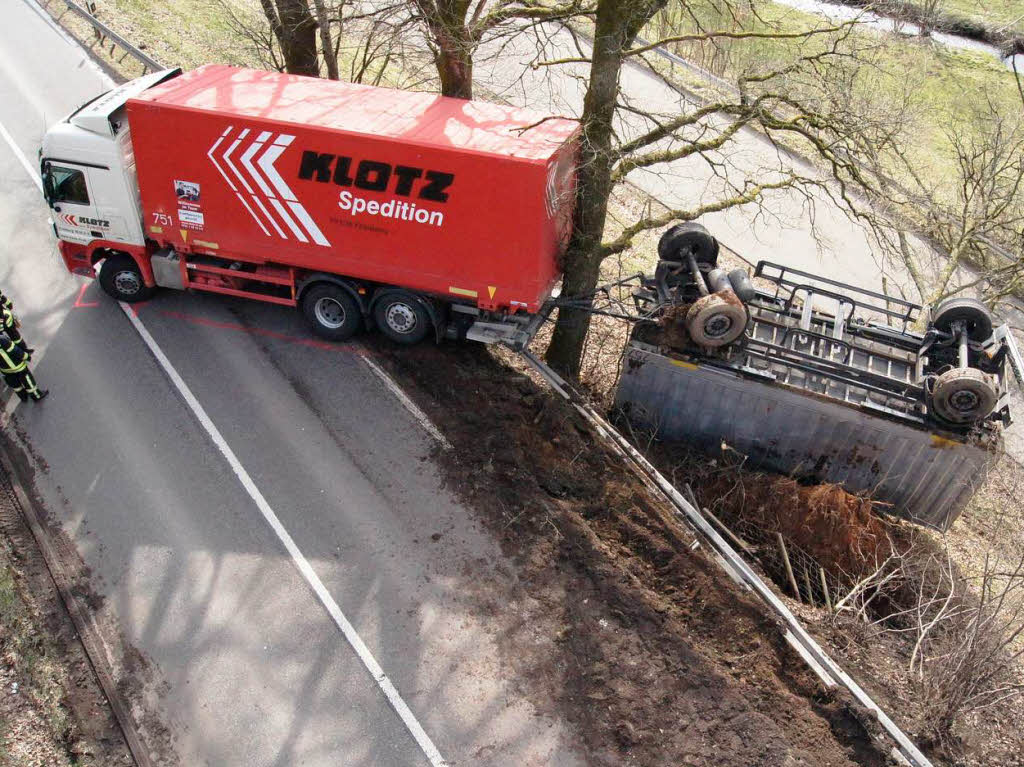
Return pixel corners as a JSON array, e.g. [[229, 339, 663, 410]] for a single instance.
[[641, 441, 903, 582], [376, 339, 895, 766], [0, 462, 132, 766]]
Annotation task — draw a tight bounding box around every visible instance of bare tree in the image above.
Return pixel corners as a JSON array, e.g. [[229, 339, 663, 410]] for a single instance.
[[311, 0, 340, 79], [870, 105, 1024, 306], [400, 0, 594, 98], [545, 11, 888, 374], [259, 0, 320, 76], [892, 544, 1024, 746]]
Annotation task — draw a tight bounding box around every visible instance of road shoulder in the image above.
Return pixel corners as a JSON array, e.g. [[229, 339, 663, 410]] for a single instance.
[[0, 426, 134, 766]]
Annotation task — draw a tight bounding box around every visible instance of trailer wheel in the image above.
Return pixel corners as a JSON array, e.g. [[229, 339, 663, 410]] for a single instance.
[[302, 283, 362, 341], [931, 297, 993, 342], [657, 222, 719, 269], [373, 292, 431, 345], [99, 254, 154, 303], [686, 291, 747, 347], [930, 367, 999, 425]]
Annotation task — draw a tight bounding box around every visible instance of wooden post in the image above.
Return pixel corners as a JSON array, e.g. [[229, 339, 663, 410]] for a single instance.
[[819, 566, 833, 612], [776, 532, 801, 601], [802, 565, 816, 608], [704, 509, 753, 554]]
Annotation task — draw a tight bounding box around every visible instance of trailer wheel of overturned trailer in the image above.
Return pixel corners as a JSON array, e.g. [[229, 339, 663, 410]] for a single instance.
[[929, 367, 1000, 425], [301, 283, 363, 341], [686, 292, 748, 347], [99, 253, 154, 303], [657, 222, 719, 268], [931, 296, 994, 342]]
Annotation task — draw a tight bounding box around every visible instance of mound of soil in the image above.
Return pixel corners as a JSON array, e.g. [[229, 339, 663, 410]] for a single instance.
[[374, 340, 898, 766], [657, 303, 692, 351], [701, 470, 898, 580]]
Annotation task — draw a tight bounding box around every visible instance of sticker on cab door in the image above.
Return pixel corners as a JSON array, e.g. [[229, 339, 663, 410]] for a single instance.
[[58, 213, 110, 228], [174, 179, 205, 230]]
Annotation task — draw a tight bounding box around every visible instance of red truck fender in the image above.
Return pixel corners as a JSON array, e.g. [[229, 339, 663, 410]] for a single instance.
[[295, 273, 367, 313], [58, 241, 154, 287]]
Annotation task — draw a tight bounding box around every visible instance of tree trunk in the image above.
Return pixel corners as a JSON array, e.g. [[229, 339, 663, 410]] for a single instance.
[[415, 0, 475, 99], [261, 0, 320, 76], [437, 34, 474, 99], [311, 0, 339, 80], [545, 1, 644, 376]]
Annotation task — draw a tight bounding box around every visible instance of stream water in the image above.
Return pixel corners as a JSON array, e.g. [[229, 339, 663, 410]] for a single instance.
[[773, 0, 1024, 72]]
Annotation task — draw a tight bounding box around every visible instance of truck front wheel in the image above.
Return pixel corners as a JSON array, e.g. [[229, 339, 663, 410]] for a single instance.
[[301, 283, 362, 341], [99, 254, 155, 303]]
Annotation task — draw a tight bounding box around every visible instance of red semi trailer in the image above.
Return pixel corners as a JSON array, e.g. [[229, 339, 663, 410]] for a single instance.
[[41, 65, 579, 343]]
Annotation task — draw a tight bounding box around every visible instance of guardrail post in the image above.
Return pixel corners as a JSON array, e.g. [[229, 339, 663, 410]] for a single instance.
[[61, 0, 165, 73]]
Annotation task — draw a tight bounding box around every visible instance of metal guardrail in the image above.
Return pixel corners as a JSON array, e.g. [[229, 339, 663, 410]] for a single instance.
[[61, 0, 165, 72], [519, 347, 933, 767]]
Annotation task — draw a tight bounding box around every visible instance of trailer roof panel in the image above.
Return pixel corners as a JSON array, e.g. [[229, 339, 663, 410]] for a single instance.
[[133, 64, 578, 161]]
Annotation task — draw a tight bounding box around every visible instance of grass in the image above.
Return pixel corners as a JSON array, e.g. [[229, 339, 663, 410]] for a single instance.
[[0, 551, 75, 766], [645, 0, 1023, 202], [939, 0, 1024, 32], [54, 0, 428, 91]]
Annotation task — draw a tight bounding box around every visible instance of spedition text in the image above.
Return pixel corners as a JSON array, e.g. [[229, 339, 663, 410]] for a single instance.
[[338, 190, 444, 227]]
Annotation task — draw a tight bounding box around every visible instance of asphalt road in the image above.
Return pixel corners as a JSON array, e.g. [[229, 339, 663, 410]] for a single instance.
[[0, 2, 585, 765]]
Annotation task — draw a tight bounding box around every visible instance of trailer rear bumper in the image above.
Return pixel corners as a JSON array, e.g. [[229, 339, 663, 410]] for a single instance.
[[615, 344, 999, 531]]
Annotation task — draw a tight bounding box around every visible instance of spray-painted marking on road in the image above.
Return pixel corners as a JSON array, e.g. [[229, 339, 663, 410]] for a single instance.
[[156, 308, 346, 351], [73, 283, 100, 308], [152, 308, 452, 448], [0, 114, 450, 767]]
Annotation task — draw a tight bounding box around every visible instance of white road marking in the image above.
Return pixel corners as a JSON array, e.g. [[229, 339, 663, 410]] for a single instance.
[[120, 306, 449, 767], [0, 116, 449, 767], [0, 118, 42, 188], [359, 355, 453, 449]]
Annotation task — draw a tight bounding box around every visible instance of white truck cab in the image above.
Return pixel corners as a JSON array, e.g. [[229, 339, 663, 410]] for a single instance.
[[40, 69, 180, 250]]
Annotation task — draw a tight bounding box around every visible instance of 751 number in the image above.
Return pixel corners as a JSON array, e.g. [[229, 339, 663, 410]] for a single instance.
[[152, 212, 174, 226]]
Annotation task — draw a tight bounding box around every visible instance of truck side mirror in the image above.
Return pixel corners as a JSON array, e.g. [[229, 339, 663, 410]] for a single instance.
[[40, 162, 54, 206]]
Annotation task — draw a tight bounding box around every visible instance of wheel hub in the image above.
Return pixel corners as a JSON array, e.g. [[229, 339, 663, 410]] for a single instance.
[[314, 297, 346, 329], [931, 367, 999, 425], [114, 271, 141, 295], [949, 389, 980, 412], [385, 303, 417, 334], [704, 313, 733, 338]]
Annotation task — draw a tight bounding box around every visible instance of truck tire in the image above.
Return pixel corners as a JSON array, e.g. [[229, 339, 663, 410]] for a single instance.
[[373, 292, 431, 345], [931, 297, 993, 342], [929, 367, 999, 425], [657, 222, 719, 269], [98, 254, 154, 303], [686, 291, 747, 347], [301, 283, 362, 341]]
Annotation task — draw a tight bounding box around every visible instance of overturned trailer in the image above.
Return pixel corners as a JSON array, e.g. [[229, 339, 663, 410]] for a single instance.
[[611, 224, 1022, 531]]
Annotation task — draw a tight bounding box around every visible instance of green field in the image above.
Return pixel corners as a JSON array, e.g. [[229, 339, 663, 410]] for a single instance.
[[941, 0, 1024, 31], [646, 0, 1023, 202]]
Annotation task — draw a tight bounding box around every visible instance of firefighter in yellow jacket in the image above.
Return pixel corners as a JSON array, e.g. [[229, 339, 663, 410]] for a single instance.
[[0, 292, 30, 354], [0, 332, 47, 402]]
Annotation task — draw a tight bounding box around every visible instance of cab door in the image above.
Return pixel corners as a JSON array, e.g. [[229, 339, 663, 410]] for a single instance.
[[44, 163, 102, 244]]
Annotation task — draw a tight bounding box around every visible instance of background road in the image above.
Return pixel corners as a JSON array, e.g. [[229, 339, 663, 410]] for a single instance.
[[0, 2, 585, 764], [468, 21, 1024, 454]]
